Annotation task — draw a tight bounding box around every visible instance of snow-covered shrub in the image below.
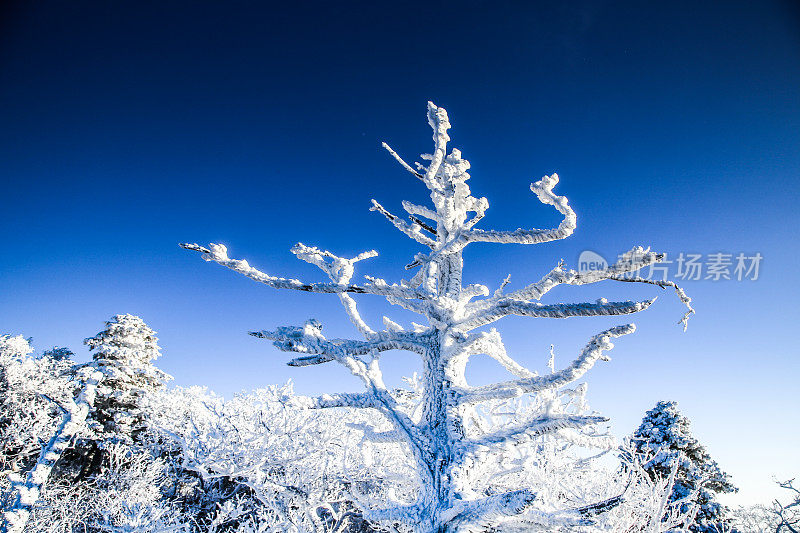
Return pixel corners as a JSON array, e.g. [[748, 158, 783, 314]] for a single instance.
[[147, 383, 404, 532], [1, 319, 177, 533], [0, 337, 75, 488], [1, 335, 103, 533], [727, 504, 775, 532], [24, 443, 190, 533]]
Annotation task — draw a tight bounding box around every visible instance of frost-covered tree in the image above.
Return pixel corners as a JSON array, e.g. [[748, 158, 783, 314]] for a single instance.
[[85, 314, 172, 443], [1, 337, 80, 502], [771, 478, 800, 533], [182, 102, 693, 532], [630, 400, 737, 532], [1, 337, 66, 481], [0, 335, 102, 533], [64, 315, 172, 482]]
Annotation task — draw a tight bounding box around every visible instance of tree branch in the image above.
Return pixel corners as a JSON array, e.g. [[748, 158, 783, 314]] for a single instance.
[[292, 392, 379, 410], [370, 200, 436, 247], [459, 297, 655, 331], [464, 173, 575, 245], [179, 242, 426, 300], [381, 142, 425, 181], [459, 415, 607, 454], [442, 489, 537, 531], [457, 325, 636, 404], [290, 243, 378, 336], [250, 323, 429, 366]]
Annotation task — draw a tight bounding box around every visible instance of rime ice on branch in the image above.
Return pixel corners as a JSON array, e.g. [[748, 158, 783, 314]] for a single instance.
[[181, 102, 693, 532], [2, 363, 102, 533]]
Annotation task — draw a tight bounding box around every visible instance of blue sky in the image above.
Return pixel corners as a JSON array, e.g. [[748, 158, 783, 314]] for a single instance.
[[1, 0, 799, 506]]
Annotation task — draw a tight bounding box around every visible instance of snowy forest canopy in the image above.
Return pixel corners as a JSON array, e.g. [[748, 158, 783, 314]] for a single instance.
[[2, 104, 794, 533]]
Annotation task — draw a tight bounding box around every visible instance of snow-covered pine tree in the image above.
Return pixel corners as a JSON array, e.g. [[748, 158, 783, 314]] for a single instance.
[[631, 400, 737, 532], [182, 102, 694, 532], [84, 314, 172, 443], [65, 314, 172, 482]]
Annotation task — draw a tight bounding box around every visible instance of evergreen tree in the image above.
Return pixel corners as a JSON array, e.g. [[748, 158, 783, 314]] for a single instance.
[[41, 346, 75, 362], [631, 400, 737, 532], [62, 315, 173, 481], [84, 314, 172, 443]]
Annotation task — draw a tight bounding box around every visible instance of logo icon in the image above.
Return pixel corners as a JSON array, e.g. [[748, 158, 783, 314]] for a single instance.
[[578, 250, 608, 273]]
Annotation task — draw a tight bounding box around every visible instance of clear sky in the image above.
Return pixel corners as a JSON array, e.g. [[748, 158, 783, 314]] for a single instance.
[[1, 0, 799, 507]]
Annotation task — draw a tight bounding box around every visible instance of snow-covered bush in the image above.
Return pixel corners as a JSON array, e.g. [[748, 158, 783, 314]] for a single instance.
[[24, 443, 190, 533], [1, 336, 66, 490], [1, 319, 177, 533], [182, 102, 694, 531], [1, 335, 103, 533], [728, 504, 775, 532], [147, 383, 405, 532]]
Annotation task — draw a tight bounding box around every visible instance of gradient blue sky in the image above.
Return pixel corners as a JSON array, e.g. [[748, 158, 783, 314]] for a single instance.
[[2, 0, 799, 506]]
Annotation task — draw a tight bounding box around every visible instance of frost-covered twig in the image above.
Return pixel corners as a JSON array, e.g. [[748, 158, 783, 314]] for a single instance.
[[773, 478, 800, 533], [609, 275, 695, 331], [370, 200, 437, 248], [381, 142, 425, 181]]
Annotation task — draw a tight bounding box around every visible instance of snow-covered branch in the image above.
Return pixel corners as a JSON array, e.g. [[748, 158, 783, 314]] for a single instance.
[[292, 392, 379, 410], [460, 415, 607, 455], [458, 325, 636, 404], [451, 329, 536, 379], [500, 246, 664, 303], [180, 242, 426, 300], [465, 173, 576, 245], [466, 246, 693, 330], [422, 101, 450, 192], [381, 141, 425, 181], [459, 297, 655, 331], [608, 275, 695, 331], [443, 489, 537, 531], [290, 243, 379, 336], [370, 200, 437, 247], [250, 320, 429, 365]]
